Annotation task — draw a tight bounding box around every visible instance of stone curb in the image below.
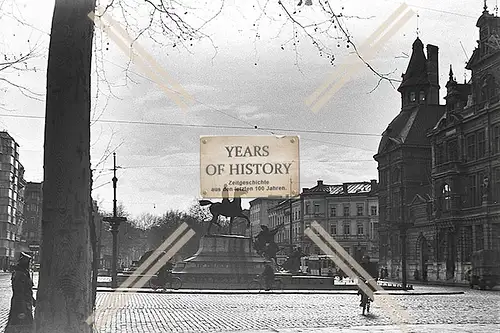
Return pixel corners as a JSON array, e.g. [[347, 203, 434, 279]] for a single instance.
[[77, 288, 464, 296]]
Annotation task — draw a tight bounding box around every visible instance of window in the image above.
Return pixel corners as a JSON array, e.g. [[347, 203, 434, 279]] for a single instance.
[[447, 139, 458, 162], [467, 174, 478, 207], [477, 130, 486, 158], [357, 205, 363, 216], [409, 91, 416, 102], [330, 206, 336, 217], [314, 204, 320, 214], [494, 167, 500, 204], [343, 222, 350, 235], [357, 224, 364, 235], [305, 204, 310, 215], [330, 223, 337, 235], [370, 206, 377, 216], [442, 183, 452, 211], [436, 143, 444, 165], [343, 205, 350, 217], [493, 125, 500, 154], [419, 90, 426, 102], [466, 134, 476, 161]]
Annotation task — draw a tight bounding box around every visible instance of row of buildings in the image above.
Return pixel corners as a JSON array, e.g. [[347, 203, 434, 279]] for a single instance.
[[0, 131, 42, 270], [249, 180, 380, 264], [248, 6, 500, 284], [0, 131, 126, 271]]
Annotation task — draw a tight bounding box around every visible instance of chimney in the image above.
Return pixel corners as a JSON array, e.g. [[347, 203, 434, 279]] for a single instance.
[[370, 179, 378, 193], [343, 183, 348, 194], [317, 180, 323, 186], [426, 44, 440, 104]]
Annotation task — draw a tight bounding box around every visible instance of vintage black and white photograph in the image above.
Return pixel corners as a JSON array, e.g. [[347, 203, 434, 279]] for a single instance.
[[0, 0, 499, 332]]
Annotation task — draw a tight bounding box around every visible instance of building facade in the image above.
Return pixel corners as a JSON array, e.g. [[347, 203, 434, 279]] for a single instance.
[[424, 7, 500, 283], [249, 198, 284, 237], [375, 7, 500, 283], [22, 182, 43, 252], [267, 180, 379, 261], [0, 132, 27, 270]]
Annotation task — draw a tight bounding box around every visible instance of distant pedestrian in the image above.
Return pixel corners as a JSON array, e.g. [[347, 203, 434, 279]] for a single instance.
[[383, 267, 388, 279], [262, 264, 275, 291], [5, 252, 36, 333]]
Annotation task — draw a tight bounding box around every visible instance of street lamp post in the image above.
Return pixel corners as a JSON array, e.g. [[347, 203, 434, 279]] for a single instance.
[[102, 152, 127, 289]]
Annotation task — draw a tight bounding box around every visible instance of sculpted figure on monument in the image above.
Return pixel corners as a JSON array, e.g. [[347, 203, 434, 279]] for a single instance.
[[199, 186, 250, 235], [282, 247, 306, 273], [254, 224, 284, 265]]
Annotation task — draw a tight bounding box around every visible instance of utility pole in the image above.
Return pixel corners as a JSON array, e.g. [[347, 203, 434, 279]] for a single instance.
[[103, 152, 127, 289]]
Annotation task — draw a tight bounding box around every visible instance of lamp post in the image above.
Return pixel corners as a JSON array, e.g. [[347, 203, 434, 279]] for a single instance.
[[102, 152, 127, 289]]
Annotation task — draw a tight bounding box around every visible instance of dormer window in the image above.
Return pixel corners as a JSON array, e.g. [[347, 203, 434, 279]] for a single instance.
[[419, 91, 426, 102], [410, 91, 416, 102]]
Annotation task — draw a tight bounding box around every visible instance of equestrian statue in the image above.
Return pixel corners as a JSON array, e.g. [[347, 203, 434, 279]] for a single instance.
[[199, 186, 250, 235]]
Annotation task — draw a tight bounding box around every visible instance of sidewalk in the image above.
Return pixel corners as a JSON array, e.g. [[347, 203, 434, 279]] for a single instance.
[[235, 324, 498, 333], [90, 287, 464, 295]]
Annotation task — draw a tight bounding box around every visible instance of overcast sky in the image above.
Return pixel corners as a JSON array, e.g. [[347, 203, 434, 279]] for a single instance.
[[0, 0, 482, 217]]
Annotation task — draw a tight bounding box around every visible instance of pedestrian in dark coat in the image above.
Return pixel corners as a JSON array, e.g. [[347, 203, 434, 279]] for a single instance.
[[262, 264, 275, 291], [5, 252, 36, 333]]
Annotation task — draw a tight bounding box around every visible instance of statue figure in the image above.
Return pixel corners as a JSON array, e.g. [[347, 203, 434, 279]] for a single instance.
[[282, 247, 306, 273], [254, 224, 284, 265], [199, 186, 250, 235]]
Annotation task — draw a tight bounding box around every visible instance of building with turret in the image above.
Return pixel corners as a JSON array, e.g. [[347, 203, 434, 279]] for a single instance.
[[375, 5, 500, 284]]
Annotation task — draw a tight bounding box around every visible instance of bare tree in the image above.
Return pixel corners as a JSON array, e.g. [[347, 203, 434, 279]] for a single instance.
[[35, 1, 96, 333], [253, 0, 399, 85], [34, 1, 397, 332], [0, 0, 44, 108]]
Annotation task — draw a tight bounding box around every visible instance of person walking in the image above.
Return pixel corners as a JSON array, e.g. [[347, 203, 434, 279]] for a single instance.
[[5, 252, 36, 333], [262, 263, 275, 291]]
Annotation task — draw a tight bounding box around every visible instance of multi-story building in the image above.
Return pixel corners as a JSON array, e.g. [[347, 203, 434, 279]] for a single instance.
[[0, 131, 27, 270], [22, 182, 43, 262], [374, 35, 445, 278], [267, 180, 379, 261], [249, 198, 284, 237], [268, 198, 301, 253], [375, 6, 500, 284], [424, 7, 500, 283]]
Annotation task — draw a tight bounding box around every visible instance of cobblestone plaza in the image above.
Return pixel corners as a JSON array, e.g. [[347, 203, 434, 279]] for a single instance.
[[1, 274, 498, 332]]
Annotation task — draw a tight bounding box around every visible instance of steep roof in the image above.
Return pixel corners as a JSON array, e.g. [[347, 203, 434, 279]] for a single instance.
[[398, 38, 430, 91], [303, 181, 372, 195], [377, 104, 445, 154]]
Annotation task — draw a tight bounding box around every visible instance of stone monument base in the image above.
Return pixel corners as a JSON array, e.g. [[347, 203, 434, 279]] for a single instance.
[[173, 234, 271, 289]]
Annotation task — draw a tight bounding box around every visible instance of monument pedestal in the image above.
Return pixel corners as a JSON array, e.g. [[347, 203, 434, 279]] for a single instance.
[[173, 234, 270, 289]]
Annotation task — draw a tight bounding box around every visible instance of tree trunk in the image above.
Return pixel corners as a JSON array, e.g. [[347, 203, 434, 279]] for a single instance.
[[35, 1, 96, 332]]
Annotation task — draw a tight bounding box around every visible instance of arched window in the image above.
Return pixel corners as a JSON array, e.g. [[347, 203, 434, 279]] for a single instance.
[[419, 90, 426, 102], [410, 91, 416, 102], [442, 183, 452, 211]]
